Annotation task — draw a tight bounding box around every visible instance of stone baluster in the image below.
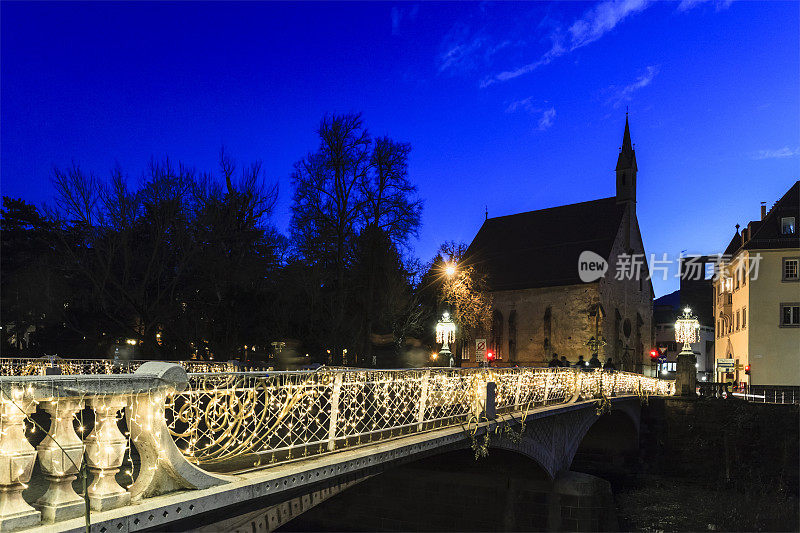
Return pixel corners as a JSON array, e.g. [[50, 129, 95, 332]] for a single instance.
[[35, 399, 86, 522], [84, 396, 130, 511], [0, 393, 40, 530]]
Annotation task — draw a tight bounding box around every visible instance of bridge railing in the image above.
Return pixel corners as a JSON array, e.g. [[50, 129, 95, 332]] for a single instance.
[[167, 367, 674, 469], [0, 357, 244, 376], [0, 364, 673, 530]]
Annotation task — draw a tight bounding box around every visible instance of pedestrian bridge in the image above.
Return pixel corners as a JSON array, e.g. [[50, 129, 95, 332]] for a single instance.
[[0, 364, 674, 532]]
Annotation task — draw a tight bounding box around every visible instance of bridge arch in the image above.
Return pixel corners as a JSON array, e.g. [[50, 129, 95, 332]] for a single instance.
[[478, 398, 642, 479]]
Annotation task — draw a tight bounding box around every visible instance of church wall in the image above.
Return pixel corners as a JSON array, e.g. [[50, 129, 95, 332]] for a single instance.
[[598, 205, 655, 375], [477, 283, 602, 367]]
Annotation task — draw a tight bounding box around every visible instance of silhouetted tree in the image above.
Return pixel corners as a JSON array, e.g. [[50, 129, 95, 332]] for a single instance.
[[0, 198, 70, 355]]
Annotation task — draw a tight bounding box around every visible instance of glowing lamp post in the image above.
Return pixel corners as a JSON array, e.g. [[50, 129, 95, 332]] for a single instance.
[[675, 307, 700, 353], [436, 311, 456, 367], [674, 307, 700, 397]]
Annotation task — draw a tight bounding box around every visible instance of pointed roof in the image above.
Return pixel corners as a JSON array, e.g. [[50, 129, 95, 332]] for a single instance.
[[723, 229, 742, 257], [464, 197, 627, 290], [616, 114, 637, 171]]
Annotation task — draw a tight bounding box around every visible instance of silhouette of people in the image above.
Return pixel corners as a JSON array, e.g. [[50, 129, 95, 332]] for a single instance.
[[574, 355, 587, 369], [603, 358, 616, 371], [560, 356, 569, 367], [548, 353, 560, 367], [588, 353, 602, 369]]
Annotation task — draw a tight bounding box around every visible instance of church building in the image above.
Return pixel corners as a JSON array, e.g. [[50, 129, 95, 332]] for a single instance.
[[462, 117, 654, 373]]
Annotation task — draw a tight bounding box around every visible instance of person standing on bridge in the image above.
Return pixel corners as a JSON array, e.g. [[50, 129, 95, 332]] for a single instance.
[[603, 358, 616, 371], [574, 355, 587, 369], [560, 356, 569, 367], [588, 353, 602, 369], [548, 353, 561, 367]]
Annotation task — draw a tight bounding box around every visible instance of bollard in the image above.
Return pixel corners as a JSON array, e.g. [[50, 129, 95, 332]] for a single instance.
[[485, 381, 496, 420]]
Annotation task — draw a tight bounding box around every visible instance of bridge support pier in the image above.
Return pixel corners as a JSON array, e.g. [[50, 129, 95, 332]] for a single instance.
[[550, 471, 617, 532]]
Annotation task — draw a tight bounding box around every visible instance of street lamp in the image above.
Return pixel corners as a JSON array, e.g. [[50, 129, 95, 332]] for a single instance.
[[674, 307, 700, 396], [444, 262, 456, 277], [435, 311, 456, 367]]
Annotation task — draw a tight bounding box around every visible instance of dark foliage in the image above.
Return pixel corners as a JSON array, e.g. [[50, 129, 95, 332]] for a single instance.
[[1, 114, 427, 366]]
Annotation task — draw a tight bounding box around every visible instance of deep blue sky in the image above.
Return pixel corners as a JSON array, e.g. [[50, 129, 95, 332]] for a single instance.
[[2, 1, 798, 296]]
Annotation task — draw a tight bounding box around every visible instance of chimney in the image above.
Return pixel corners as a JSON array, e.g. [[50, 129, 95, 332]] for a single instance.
[[761, 201, 767, 220]]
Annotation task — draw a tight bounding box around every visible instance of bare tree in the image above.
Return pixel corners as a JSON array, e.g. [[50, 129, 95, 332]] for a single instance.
[[362, 137, 422, 246], [355, 137, 423, 364], [290, 113, 371, 363], [46, 152, 279, 360]]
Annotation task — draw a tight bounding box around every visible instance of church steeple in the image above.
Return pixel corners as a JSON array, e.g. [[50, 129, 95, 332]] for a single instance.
[[616, 113, 637, 205]]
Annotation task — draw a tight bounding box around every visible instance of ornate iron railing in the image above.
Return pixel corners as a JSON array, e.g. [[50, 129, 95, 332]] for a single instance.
[[166, 367, 674, 468]]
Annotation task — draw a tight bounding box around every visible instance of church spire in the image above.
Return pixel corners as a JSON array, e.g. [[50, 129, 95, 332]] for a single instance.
[[615, 113, 637, 205], [616, 112, 637, 172]]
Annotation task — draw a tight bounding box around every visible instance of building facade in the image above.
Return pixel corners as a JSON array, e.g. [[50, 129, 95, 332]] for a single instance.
[[462, 117, 654, 374], [713, 181, 800, 386]]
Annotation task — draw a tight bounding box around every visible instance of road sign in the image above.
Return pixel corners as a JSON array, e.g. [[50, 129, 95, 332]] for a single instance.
[[658, 346, 667, 354], [475, 339, 487, 362], [717, 358, 735, 369], [658, 354, 667, 363]]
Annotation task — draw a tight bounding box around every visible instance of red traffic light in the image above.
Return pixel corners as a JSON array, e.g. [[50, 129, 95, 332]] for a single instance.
[[649, 349, 659, 359], [745, 364, 751, 375], [486, 351, 495, 361]]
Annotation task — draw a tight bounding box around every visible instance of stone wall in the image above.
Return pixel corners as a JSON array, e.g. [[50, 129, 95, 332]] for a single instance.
[[486, 284, 601, 366]]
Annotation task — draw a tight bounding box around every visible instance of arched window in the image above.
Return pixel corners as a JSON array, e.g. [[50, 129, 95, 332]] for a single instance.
[[543, 306, 552, 357], [491, 310, 504, 360], [508, 311, 517, 362]]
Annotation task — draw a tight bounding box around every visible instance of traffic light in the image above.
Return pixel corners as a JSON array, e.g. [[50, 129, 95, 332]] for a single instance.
[[649, 349, 659, 360], [486, 351, 495, 361], [745, 364, 751, 375]]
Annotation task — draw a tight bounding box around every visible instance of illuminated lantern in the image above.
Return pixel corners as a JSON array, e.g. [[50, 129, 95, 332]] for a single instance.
[[674, 307, 700, 353], [435, 311, 456, 367]]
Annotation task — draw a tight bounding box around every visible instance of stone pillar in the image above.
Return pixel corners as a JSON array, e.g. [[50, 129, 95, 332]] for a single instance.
[[85, 395, 130, 511], [35, 399, 86, 522], [675, 349, 697, 398], [552, 471, 618, 532], [0, 395, 40, 530]]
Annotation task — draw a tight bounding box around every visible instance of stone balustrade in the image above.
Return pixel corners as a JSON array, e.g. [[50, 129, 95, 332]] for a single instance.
[[0, 358, 251, 377], [0, 362, 228, 531]]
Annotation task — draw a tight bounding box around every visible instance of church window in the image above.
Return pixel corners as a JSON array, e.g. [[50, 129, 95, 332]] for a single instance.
[[491, 310, 504, 359], [543, 306, 552, 354], [508, 311, 517, 361]]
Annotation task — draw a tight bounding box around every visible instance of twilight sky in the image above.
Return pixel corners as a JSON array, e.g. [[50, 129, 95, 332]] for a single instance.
[[2, 1, 798, 297]]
